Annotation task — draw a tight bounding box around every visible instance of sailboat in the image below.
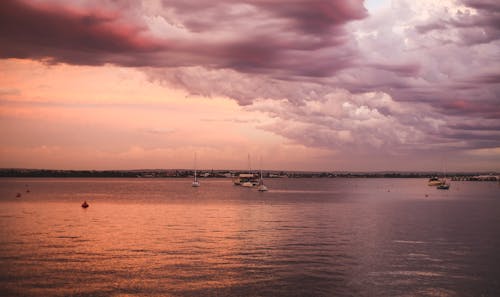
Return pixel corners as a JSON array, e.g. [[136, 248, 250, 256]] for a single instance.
[[437, 157, 450, 190], [257, 169, 268, 192], [192, 153, 200, 187], [257, 157, 268, 192], [241, 153, 258, 187], [437, 173, 450, 190]]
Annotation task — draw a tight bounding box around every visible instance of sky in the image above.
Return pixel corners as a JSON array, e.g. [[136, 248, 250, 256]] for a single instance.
[[0, 0, 499, 172]]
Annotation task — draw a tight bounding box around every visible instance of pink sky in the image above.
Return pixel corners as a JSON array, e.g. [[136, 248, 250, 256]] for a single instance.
[[0, 0, 499, 171]]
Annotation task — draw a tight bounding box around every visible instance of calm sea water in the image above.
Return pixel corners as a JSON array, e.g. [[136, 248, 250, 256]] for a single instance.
[[0, 178, 499, 297]]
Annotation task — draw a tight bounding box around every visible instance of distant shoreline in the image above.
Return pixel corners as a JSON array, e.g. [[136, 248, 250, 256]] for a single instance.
[[0, 168, 498, 180]]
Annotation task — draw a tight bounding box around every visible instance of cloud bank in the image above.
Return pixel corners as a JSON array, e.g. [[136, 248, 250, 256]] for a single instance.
[[1, 0, 499, 165]]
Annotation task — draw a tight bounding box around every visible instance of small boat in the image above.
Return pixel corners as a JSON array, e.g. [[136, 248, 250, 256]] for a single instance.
[[257, 163, 268, 192], [257, 181, 268, 191], [235, 154, 259, 187], [233, 173, 258, 186], [192, 153, 200, 187], [192, 177, 200, 187], [436, 158, 451, 189], [428, 177, 444, 186], [192, 167, 200, 187], [242, 181, 254, 187], [437, 177, 450, 190], [437, 183, 450, 190], [81, 201, 89, 208]]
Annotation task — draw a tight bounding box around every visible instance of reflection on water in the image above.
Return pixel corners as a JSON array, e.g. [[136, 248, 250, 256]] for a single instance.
[[0, 178, 499, 297]]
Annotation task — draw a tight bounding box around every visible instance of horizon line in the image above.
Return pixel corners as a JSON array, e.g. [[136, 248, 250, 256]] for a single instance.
[[1, 168, 498, 174]]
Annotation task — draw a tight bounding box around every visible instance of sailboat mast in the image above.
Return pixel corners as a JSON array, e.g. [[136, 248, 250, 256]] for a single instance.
[[191, 152, 200, 187], [257, 155, 268, 191], [260, 156, 263, 179], [194, 152, 197, 181]]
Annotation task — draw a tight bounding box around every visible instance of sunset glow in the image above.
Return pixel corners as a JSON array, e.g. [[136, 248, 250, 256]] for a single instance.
[[1, 0, 499, 171]]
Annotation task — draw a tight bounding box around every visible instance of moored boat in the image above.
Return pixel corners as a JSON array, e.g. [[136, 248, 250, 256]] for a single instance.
[[428, 177, 444, 186], [192, 153, 200, 187], [257, 164, 268, 192], [437, 183, 450, 190], [234, 173, 258, 187]]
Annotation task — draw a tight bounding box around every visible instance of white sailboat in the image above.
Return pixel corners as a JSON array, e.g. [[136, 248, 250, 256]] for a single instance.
[[241, 153, 257, 187], [257, 170, 268, 192], [192, 153, 200, 187], [257, 157, 268, 192], [437, 157, 450, 190]]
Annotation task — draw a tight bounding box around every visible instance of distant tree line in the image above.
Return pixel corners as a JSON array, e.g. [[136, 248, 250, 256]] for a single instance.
[[0, 169, 137, 178], [1, 168, 495, 178]]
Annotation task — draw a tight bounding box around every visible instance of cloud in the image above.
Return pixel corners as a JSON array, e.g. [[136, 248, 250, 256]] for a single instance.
[[413, 0, 500, 46], [144, 128, 176, 135], [0, 0, 164, 65], [332, 0, 500, 118], [1, 0, 499, 164], [247, 91, 430, 152], [0, 0, 366, 75], [201, 118, 260, 124]]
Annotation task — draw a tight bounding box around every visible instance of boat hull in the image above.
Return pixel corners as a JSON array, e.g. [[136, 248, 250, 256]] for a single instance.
[[437, 184, 450, 190]]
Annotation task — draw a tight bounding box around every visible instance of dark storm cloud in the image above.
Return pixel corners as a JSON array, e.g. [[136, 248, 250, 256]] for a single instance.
[[0, 0, 366, 75], [462, 73, 500, 84], [461, 0, 500, 11], [250, 0, 367, 34], [366, 63, 421, 77], [159, 0, 366, 34], [0, 0, 165, 65]]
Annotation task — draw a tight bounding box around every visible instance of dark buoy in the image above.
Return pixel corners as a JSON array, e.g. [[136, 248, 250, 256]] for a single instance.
[[81, 201, 89, 208], [16, 193, 21, 198]]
